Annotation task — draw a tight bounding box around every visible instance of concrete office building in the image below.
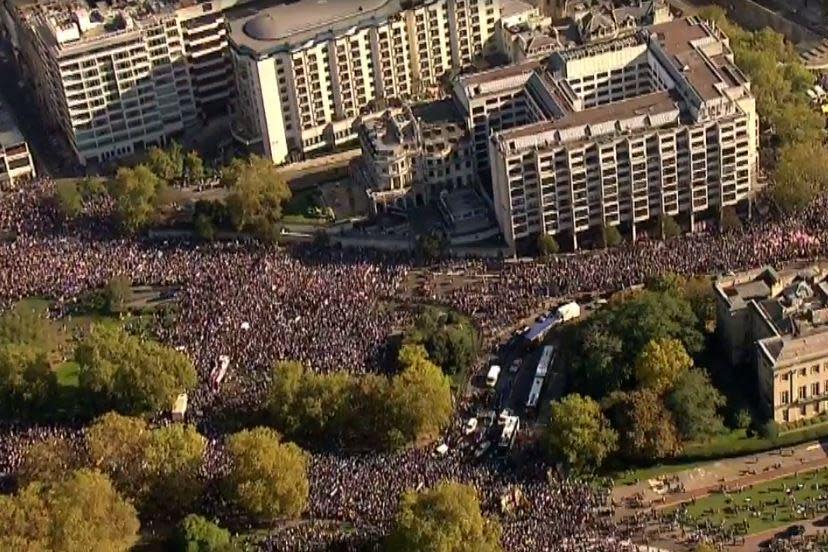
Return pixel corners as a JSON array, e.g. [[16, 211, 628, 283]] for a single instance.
[[486, 17, 758, 251], [716, 265, 828, 424], [6, 0, 247, 165], [0, 96, 35, 189], [227, 0, 501, 165], [352, 98, 474, 213]]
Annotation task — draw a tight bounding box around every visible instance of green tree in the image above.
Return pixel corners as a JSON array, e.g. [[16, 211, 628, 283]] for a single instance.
[[388, 481, 502, 552], [78, 176, 107, 199], [773, 99, 823, 145], [105, 275, 133, 314], [0, 343, 57, 418], [0, 303, 66, 352], [545, 394, 617, 472], [54, 180, 83, 218], [223, 155, 291, 242], [18, 437, 82, 486], [174, 514, 231, 552], [148, 142, 185, 182], [760, 420, 779, 439], [405, 308, 479, 377], [224, 427, 309, 523], [75, 324, 197, 416], [537, 233, 559, 257], [109, 164, 168, 234], [733, 408, 753, 430], [602, 224, 622, 248], [772, 141, 828, 213], [0, 469, 140, 552], [86, 412, 150, 500], [391, 344, 453, 444], [634, 338, 693, 394], [184, 151, 205, 182], [194, 213, 216, 241], [142, 424, 206, 516], [568, 327, 624, 398], [660, 215, 681, 239], [416, 231, 447, 262], [608, 389, 682, 462], [666, 368, 726, 441], [684, 277, 716, 331]]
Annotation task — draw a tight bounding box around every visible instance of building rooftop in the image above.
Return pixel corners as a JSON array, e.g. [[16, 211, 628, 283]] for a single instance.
[[228, 0, 401, 55]]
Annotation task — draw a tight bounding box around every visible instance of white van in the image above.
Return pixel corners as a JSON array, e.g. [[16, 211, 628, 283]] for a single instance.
[[486, 365, 501, 387]]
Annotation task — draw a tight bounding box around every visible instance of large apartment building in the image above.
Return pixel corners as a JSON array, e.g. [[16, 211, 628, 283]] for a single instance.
[[5, 0, 245, 165], [227, 0, 501, 165], [716, 265, 828, 424], [485, 17, 758, 250]]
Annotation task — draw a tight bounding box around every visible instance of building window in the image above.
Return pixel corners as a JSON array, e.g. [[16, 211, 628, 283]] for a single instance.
[[800, 368, 807, 377], [781, 391, 790, 405], [813, 383, 821, 396], [799, 385, 807, 400]]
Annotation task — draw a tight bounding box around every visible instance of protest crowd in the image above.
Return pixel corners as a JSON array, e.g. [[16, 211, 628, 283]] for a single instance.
[[2, 177, 827, 550]]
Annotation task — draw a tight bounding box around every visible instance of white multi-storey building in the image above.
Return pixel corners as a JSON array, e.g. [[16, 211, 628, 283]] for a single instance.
[[487, 17, 758, 251], [227, 0, 501, 165], [7, 0, 248, 165], [352, 99, 474, 213], [0, 96, 35, 189]]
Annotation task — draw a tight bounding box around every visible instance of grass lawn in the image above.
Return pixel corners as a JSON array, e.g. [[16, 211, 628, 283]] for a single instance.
[[611, 460, 708, 486], [55, 361, 80, 387], [674, 468, 828, 535]]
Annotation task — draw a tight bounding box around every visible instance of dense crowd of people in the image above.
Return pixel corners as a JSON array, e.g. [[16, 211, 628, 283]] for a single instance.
[[2, 177, 828, 549]]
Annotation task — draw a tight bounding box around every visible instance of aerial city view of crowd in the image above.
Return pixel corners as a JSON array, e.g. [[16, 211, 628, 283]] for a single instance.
[[1, 175, 828, 551]]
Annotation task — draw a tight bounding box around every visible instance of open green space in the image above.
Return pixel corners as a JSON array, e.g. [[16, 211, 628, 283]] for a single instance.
[[282, 188, 330, 225], [673, 467, 828, 535]]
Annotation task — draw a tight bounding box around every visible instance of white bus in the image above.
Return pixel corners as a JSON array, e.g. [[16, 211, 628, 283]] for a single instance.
[[535, 345, 555, 380], [526, 377, 544, 410]]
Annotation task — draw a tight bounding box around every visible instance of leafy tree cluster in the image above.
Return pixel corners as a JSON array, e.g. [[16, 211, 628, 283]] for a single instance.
[[85, 413, 206, 517], [387, 481, 502, 552], [174, 514, 233, 552], [53, 177, 109, 219], [268, 344, 453, 450], [403, 307, 479, 376], [557, 281, 726, 466], [0, 305, 66, 419], [106, 142, 205, 233], [75, 323, 197, 416], [224, 427, 309, 523], [699, 7, 826, 212], [221, 155, 291, 243], [0, 468, 140, 552]]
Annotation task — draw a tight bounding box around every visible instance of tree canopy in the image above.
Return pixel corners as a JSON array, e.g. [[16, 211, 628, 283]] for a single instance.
[[173, 514, 232, 552], [222, 155, 291, 242], [607, 389, 682, 462], [388, 481, 502, 552], [666, 368, 726, 441], [268, 348, 453, 450], [404, 308, 479, 376], [544, 394, 617, 472], [566, 289, 703, 399], [18, 437, 82, 487], [0, 469, 140, 552], [771, 141, 828, 213], [85, 412, 205, 516], [75, 324, 197, 416], [634, 338, 693, 395], [224, 427, 309, 523], [108, 164, 169, 234]]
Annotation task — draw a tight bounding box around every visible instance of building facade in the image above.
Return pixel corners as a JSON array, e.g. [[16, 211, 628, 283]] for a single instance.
[[6, 0, 247, 165], [485, 17, 758, 250], [0, 96, 35, 189], [352, 99, 474, 213], [716, 265, 828, 424], [227, 0, 501, 165]]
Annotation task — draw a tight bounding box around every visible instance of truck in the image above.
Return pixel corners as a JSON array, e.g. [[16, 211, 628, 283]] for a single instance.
[[556, 301, 581, 322]]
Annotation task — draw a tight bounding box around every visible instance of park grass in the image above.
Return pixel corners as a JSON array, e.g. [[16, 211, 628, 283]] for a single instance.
[[55, 361, 80, 388], [611, 460, 709, 486], [673, 467, 828, 535]]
